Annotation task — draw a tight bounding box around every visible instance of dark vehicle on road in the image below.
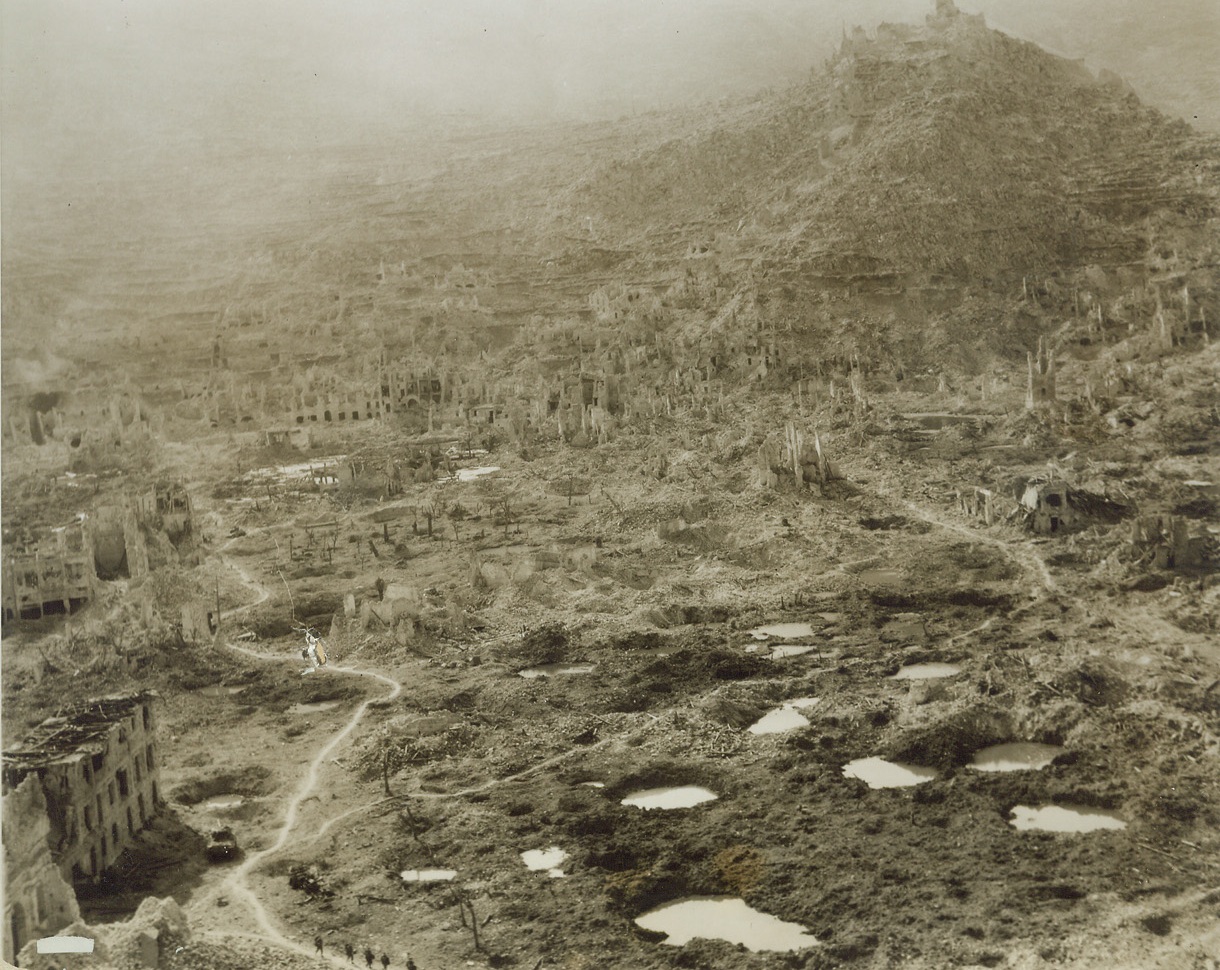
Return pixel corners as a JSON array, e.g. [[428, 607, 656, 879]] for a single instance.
[[205, 827, 240, 862]]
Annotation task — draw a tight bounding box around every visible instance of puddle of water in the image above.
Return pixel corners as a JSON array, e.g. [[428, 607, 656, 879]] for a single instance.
[[400, 869, 457, 882], [857, 569, 903, 587], [204, 796, 244, 810], [453, 466, 500, 482], [521, 847, 568, 876], [770, 645, 816, 659], [621, 786, 718, 810], [748, 700, 818, 735], [1009, 805, 1126, 832], [890, 663, 961, 680], [970, 743, 1064, 772], [200, 686, 245, 697], [519, 664, 596, 679], [580, 781, 606, 789], [635, 896, 818, 952], [749, 622, 816, 640], [287, 701, 340, 715], [842, 757, 937, 788]]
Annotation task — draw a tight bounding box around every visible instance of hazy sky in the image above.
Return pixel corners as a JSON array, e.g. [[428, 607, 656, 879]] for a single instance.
[[2, 0, 1216, 180]]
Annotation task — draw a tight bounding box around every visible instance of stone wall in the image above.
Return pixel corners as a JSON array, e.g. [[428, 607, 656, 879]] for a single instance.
[[3, 775, 81, 963]]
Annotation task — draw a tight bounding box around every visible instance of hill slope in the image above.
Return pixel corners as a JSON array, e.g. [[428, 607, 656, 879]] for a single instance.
[[570, 5, 1217, 284]]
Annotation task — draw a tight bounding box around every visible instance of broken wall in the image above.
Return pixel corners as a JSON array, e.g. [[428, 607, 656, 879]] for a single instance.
[[3, 697, 162, 888], [3, 775, 82, 963]]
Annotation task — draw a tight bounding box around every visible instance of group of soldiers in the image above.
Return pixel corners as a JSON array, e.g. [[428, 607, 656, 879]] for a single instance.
[[313, 938, 416, 970]]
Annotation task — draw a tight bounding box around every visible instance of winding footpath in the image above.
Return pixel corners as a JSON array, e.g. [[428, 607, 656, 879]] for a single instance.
[[197, 532, 635, 964], [214, 648, 402, 963], [188, 532, 405, 964]]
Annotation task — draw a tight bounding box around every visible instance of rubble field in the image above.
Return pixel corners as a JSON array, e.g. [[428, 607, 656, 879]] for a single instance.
[[4, 5, 1219, 968]]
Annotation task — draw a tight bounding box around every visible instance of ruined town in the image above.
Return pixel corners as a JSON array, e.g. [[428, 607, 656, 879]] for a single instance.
[[2, 2, 1218, 968]]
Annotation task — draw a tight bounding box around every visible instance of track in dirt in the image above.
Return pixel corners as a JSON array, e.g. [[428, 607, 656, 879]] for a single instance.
[[882, 490, 1059, 594], [214, 643, 403, 963], [189, 532, 405, 964], [203, 532, 646, 963]]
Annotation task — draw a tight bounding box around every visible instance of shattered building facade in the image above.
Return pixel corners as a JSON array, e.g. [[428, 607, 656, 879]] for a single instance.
[[136, 482, 194, 542], [2, 525, 95, 623], [1017, 478, 1126, 534], [2, 692, 162, 899]]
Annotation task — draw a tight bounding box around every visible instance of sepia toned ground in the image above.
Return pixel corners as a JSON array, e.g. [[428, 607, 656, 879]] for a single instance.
[[7, 357, 1216, 969], [3, 8, 1219, 968]]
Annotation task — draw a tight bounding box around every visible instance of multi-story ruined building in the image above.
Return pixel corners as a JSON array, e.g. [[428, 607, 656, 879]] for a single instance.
[[2, 692, 162, 893], [136, 482, 194, 542], [1, 526, 95, 624]]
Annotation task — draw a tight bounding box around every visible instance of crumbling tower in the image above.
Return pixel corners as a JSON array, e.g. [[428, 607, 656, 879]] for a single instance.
[[1026, 337, 1056, 409]]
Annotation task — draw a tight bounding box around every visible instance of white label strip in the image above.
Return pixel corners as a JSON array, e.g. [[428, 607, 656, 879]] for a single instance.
[[37, 937, 96, 954]]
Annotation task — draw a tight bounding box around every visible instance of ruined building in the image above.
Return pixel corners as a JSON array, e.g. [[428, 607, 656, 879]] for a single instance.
[[1017, 478, 1126, 534], [89, 504, 149, 581], [957, 486, 1012, 526], [754, 424, 840, 490], [2, 693, 162, 914], [137, 483, 194, 543], [2, 526, 95, 623], [1130, 514, 1213, 570]]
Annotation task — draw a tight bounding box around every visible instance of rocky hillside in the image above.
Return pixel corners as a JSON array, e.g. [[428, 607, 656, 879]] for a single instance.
[[570, 4, 1218, 285]]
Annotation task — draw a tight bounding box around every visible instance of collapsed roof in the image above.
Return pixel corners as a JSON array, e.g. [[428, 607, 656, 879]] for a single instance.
[[1, 691, 157, 776]]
